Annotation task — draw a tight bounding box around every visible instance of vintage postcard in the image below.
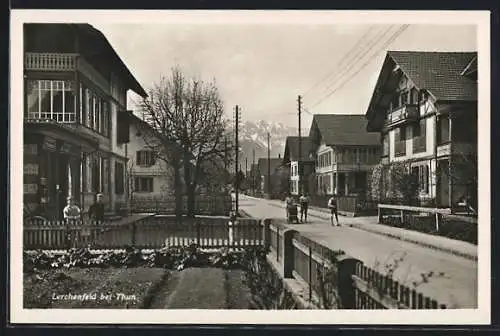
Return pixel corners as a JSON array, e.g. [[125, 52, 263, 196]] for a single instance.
[[10, 9, 491, 325]]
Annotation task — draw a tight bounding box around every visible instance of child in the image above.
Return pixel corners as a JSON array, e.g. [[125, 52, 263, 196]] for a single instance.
[[327, 194, 340, 227], [63, 196, 81, 221], [63, 196, 81, 249]]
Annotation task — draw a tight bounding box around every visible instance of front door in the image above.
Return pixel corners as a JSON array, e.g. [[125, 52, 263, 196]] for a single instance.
[[437, 159, 450, 207], [338, 173, 345, 196]]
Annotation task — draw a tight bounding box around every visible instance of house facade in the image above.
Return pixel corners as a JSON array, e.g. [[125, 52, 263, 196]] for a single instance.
[[127, 113, 174, 200], [309, 115, 381, 197], [282, 136, 315, 196], [365, 51, 477, 208], [23, 23, 147, 219]]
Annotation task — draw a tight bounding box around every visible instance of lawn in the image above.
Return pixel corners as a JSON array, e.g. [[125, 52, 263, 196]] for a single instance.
[[147, 267, 250, 309]]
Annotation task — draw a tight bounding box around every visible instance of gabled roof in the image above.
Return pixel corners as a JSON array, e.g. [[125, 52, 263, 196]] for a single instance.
[[129, 112, 187, 159], [283, 136, 315, 163], [257, 158, 282, 175], [386, 51, 477, 101], [309, 114, 380, 146]]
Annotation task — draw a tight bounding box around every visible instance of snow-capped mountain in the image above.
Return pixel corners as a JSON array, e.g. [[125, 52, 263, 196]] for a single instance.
[[226, 120, 298, 172]]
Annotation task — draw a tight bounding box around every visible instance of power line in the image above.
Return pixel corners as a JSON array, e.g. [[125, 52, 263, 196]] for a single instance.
[[308, 25, 410, 110], [308, 25, 397, 107], [302, 25, 376, 99]]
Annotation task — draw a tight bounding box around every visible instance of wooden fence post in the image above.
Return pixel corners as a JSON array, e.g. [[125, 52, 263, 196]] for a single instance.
[[282, 229, 297, 278], [262, 219, 271, 250], [435, 212, 440, 232], [196, 218, 201, 246], [336, 255, 362, 309]]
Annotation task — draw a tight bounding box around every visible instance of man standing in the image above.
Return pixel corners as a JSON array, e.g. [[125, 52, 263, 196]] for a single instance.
[[88, 193, 105, 224], [327, 194, 340, 227], [299, 192, 310, 223]]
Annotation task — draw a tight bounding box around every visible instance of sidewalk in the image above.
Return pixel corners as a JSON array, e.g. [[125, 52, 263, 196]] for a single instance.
[[245, 195, 477, 261]]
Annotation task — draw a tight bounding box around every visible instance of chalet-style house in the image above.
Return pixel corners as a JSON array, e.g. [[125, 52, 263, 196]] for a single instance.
[[127, 113, 174, 199], [309, 114, 381, 197], [365, 51, 477, 209], [23, 23, 147, 219], [282, 136, 315, 196], [257, 158, 283, 197]]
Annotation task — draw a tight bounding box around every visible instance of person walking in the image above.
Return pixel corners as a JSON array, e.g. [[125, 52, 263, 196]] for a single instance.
[[299, 192, 310, 223], [327, 194, 340, 227]]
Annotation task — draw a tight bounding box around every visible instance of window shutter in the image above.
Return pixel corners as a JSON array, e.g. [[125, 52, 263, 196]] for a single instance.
[[117, 111, 130, 144]]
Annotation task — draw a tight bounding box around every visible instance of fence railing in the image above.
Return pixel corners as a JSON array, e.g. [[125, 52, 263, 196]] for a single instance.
[[262, 222, 448, 309], [130, 196, 232, 216], [377, 204, 477, 244], [24, 216, 263, 251]]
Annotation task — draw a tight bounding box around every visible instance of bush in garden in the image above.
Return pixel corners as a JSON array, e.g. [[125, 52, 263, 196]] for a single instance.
[[370, 163, 419, 206]]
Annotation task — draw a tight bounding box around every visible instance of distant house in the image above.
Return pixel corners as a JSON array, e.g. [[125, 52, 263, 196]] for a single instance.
[[127, 113, 174, 199], [309, 114, 381, 197], [282, 136, 315, 196], [257, 157, 283, 196], [365, 51, 477, 208]]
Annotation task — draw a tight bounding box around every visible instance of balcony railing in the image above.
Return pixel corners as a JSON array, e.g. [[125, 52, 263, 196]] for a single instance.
[[386, 104, 419, 128], [24, 53, 78, 71], [24, 52, 110, 94]]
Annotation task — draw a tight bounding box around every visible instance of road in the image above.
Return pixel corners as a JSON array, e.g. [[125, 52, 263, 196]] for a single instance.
[[239, 195, 478, 309]]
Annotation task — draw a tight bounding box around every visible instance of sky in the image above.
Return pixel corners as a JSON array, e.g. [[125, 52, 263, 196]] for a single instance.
[[92, 22, 477, 129]]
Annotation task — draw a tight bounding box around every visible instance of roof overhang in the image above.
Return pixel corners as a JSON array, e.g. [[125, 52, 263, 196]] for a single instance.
[[75, 24, 148, 98]]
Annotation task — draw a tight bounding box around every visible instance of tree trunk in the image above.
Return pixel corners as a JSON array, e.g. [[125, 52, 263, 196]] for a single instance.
[[173, 164, 183, 222], [183, 154, 196, 218], [187, 183, 196, 218]]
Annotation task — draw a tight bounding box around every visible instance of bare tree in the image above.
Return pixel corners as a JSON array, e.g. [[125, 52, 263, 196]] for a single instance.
[[139, 67, 232, 217]]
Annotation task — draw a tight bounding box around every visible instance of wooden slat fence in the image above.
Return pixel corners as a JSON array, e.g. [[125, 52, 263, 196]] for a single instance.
[[24, 216, 263, 251]]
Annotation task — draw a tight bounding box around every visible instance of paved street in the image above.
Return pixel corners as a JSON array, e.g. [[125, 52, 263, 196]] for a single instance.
[[239, 195, 478, 308]]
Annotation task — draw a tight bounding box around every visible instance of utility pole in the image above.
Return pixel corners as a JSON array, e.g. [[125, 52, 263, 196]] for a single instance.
[[252, 148, 256, 195], [267, 132, 271, 196], [298, 95, 302, 195], [234, 105, 240, 215]]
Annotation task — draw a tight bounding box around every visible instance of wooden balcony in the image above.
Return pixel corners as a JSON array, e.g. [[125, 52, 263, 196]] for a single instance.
[[24, 52, 110, 94], [437, 142, 476, 157], [385, 104, 419, 129]]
